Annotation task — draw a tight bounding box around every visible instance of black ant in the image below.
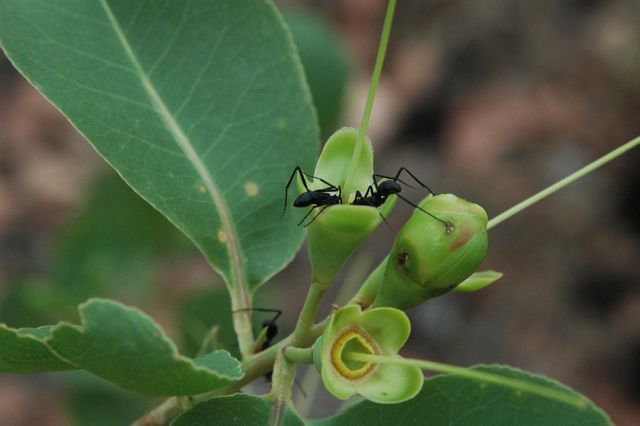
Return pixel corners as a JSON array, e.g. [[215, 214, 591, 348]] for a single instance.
[[283, 166, 342, 227], [232, 307, 282, 355], [232, 307, 307, 397], [232, 307, 281, 382], [352, 167, 453, 231]]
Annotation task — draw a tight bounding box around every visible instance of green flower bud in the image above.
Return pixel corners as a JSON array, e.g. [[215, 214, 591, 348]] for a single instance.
[[372, 194, 488, 310], [314, 304, 423, 403], [303, 128, 395, 285]]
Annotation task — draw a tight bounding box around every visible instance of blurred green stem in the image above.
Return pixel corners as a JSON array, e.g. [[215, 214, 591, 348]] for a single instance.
[[488, 136, 640, 229], [343, 0, 396, 197]]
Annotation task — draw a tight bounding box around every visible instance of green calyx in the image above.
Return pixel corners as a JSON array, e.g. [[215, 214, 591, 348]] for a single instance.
[[304, 128, 395, 284], [313, 305, 423, 404], [372, 194, 489, 310]]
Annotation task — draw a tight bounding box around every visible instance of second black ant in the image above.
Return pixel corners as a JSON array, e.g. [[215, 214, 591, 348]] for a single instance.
[[352, 167, 453, 231], [233, 307, 307, 397]]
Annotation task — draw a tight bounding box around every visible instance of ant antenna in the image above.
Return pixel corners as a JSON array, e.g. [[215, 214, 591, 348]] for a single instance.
[[373, 174, 417, 190], [377, 167, 437, 195], [395, 193, 452, 231]]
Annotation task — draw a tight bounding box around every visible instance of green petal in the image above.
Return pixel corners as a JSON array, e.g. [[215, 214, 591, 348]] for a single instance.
[[329, 305, 364, 334], [454, 270, 503, 293], [358, 308, 411, 355], [319, 305, 361, 374], [314, 128, 373, 201], [357, 360, 423, 404], [321, 360, 359, 400]]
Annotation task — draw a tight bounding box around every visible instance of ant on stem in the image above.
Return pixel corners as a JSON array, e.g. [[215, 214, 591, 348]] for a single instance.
[[233, 307, 307, 397], [233, 307, 282, 355]]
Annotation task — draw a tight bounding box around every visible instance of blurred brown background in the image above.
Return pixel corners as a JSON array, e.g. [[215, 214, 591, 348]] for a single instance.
[[1, 0, 639, 424]]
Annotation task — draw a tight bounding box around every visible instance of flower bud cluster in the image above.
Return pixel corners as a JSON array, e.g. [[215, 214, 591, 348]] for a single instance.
[[293, 128, 495, 403]]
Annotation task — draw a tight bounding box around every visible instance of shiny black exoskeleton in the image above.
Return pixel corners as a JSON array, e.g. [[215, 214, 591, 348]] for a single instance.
[[232, 308, 282, 382], [352, 167, 447, 225], [283, 166, 342, 226], [254, 308, 281, 352]]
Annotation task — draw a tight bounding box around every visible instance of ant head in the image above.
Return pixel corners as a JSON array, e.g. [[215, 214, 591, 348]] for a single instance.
[[379, 180, 401, 194]]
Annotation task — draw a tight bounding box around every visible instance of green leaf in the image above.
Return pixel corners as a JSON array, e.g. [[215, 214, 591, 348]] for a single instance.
[[454, 270, 503, 293], [0, 325, 73, 372], [47, 298, 243, 396], [0, 0, 319, 293], [314, 365, 611, 426], [64, 371, 155, 426], [172, 394, 304, 426], [284, 10, 349, 137]]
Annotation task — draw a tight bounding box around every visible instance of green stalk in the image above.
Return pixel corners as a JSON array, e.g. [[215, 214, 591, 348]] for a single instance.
[[343, 0, 397, 197], [270, 349, 295, 426], [284, 346, 314, 364], [293, 280, 330, 339], [345, 352, 587, 408], [488, 136, 640, 230], [269, 279, 329, 425]]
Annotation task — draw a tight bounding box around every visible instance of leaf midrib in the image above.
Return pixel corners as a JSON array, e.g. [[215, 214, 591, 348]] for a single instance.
[[98, 0, 245, 291]]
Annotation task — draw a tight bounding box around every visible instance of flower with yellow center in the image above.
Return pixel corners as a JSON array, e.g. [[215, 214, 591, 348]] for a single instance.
[[313, 304, 423, 403]]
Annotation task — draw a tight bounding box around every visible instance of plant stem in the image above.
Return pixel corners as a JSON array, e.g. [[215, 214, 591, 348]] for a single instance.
[[268, 279, 329, 424], [269, 348, 295, 426], [344, 352, 588, 408], [343, 0, 397, 197], [230, 286, 255, 359], [284, 346, 314, 364], [295, 257, 372, 415], [293, 280, 329, 339], [488, 136, 640, 230]]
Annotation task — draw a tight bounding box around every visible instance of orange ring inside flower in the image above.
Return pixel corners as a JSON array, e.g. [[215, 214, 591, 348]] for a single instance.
[[330, 326, 379, 380]]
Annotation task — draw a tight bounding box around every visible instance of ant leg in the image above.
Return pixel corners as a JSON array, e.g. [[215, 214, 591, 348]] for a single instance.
[[303, 197, 341, 226], [373, 174, 417, 190], [396, 193, 450, 228], [303, 173, 339, 192], [364, 184, 376, 198], [294, 378, 308, 398], [353, 189, 364, 204], [316, 186, 340, 193], [257, 308, 282, 324], [395, 167, 436, 195], [302, 207, 327, 227], [233, 307, 282, 323], [298, 206, 318, 226], [357, 189, 393, 231], [283, 167, 313, 217]]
